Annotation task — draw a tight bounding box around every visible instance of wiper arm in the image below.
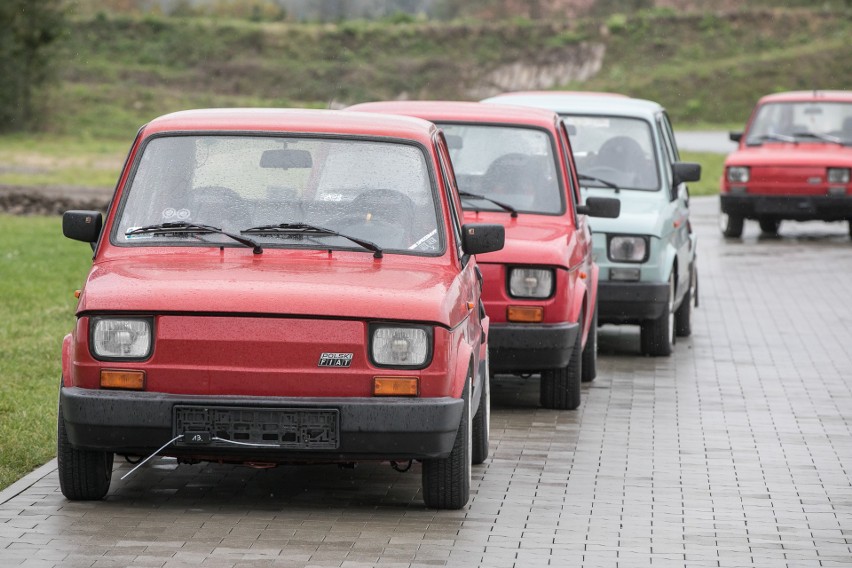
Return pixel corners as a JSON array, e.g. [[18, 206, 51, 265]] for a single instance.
[[747, 133, 797, 145], [457, 190, 518, 218], [791, 131, 842, 145], [578, 173, 620, 193], [241, 222, 383, 259], [127, 222, 262, 254]]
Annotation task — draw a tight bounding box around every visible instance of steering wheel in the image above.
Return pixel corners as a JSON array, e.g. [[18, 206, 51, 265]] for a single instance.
[[585, 166, 622, 179]]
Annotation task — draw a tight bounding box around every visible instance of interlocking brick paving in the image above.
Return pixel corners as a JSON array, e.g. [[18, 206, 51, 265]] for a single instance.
[[2, 197, 851, 567]]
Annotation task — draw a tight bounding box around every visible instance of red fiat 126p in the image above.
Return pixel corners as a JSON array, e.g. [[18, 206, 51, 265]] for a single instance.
[[721, 90, 852, 238], [349, 102, 619, 410], [59, 109, 504, 509]]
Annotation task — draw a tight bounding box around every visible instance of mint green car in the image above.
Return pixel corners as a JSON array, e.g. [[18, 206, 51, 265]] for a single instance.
[[482, 92, 701, 356]]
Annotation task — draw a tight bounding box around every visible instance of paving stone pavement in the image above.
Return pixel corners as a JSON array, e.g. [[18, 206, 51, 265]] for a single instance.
[[2, 196, 851, 567]]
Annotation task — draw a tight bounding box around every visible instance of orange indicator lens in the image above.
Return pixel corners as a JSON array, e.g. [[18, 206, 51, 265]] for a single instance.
[[507, 306, 544, 323], [373, 377, 419, 396], [100, 370, 145, 390]]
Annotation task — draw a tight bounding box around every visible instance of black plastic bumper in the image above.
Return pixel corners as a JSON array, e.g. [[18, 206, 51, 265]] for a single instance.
[[720, 194, 852, 221], [598, 281, 669, 324], [488, 322, 579, 373], [59, 387, 463, 462]]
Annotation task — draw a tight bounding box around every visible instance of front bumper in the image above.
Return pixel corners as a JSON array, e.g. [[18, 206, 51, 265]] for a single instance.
[[60, 387, 462, 462], [720, 194, 852, 221], [598, 281, 669, 324], [488, 322, 579, 373]]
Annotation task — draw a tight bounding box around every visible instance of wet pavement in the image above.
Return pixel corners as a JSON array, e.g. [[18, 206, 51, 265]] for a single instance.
[[2, 197, 851, 567]]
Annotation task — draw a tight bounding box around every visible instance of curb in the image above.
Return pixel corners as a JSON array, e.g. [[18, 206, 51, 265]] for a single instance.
[[0, 459, 57, 505]]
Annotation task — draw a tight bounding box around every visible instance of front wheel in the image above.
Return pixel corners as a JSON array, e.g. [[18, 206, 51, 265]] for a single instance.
[[674, 265, 695, 338], [422, 378, 471, 509], [57, 404, 113, 500], [471, 356, 490, 465], [640, 274, 675, 356], [540, 319, 582, 410], [720, 213, 744, 238]]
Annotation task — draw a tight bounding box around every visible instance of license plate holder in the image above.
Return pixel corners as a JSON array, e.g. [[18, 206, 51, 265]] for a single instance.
[[173, 405, 339, 450]]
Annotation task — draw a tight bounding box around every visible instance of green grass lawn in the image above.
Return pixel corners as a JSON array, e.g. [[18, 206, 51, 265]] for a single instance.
[[681, 150, 724, 197], [0, 216, 92, 490]]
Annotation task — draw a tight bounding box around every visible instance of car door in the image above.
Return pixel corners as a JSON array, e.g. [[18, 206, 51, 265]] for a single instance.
[[657, 112, 692, 304]]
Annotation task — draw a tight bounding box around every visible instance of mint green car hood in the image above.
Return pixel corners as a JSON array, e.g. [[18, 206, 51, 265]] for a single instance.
[[582, 187, 670, 238]]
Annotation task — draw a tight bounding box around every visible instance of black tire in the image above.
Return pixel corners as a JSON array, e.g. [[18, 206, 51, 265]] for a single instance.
[[422, 378, 471, 509], [759, 218, 780, 235], [640, 274, 675, 356], [540, 319, 582, 410], [720, 213, 743, 238], [848, 220, 852, 239], [471, 356, 490, 465], [57, 404, 113, 501], [674, 265, 694, 338], [581, 303, 598, 383]]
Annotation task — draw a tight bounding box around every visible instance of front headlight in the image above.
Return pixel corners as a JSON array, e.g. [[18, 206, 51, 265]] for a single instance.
[[370, 325, 431, 368], [827, 168, 850, 184], [608, 235, 649, 263], [508, 268, 554, 298], [727, 166, 750, 183], [91, 317, 152, 360]]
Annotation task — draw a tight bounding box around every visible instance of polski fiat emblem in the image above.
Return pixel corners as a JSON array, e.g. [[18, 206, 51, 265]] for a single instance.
[[318, 353, 353, 367]]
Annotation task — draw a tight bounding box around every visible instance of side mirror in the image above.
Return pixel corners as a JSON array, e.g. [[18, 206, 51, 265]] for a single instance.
[[63, 210, 103, 243], [729, 131, 743, 143], [260, 149, 313, 169], [672, 162, 701, 186], [577, 197, 620, 219], [461, 223, 504, 255]]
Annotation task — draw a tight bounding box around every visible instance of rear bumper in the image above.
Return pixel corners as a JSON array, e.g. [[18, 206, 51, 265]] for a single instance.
[[488, 322, 579, 373], [598, 281, 669, 324], [720, 194, 852, 221], [59, 387, 462, 462]]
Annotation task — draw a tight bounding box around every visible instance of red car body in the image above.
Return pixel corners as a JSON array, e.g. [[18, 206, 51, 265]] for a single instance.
[[720, 90, 852, 237], [59, 108, 504, 509], [348, 101, 620, 410]]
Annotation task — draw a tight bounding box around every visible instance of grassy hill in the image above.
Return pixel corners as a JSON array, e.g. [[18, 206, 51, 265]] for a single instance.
[[48, 7, 851, 140]]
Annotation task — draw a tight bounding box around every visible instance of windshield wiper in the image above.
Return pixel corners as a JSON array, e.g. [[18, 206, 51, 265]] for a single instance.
[[241, 222, 383, 258], [791, 131, 843, 145], [747, 133, 797, 145], [457, 190, 518, 218], [578, 173, 620, 193], [127, 222, 262, 254]]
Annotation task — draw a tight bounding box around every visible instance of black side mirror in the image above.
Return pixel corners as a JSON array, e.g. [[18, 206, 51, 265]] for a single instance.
[[461, 223, 504, 255], [729, 131, 743, 143], [672, 162, 701, 186], [63, 210, 103, 243], [577, 197, 620, 219]]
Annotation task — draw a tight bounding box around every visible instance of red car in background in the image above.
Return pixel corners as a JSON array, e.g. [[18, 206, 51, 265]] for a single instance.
[[720, 90, 852, 238], [59, 108, 505, 509], [349, 101, 619, 410]]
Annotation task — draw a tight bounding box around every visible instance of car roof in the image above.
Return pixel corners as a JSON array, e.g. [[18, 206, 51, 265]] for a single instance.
[[141, 108, 438, 143], [347, 100, 560, 129], [480, 91, 664, 120], [757, 90, 852, 104]]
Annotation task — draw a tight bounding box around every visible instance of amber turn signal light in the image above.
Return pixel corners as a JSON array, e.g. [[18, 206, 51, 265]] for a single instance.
[[373, 376, 419, 396], [100, 370, 145, 390], [507, 306, 544, 323]]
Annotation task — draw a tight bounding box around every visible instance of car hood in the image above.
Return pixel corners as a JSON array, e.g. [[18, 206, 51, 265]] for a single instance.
[[581, 187, 669, 238], [78, 251, 464, 327], [464, 211, 577, 269], [726, 142, 852, 167]]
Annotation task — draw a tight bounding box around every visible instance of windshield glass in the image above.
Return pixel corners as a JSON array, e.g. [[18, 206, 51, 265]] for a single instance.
[[746, 101, 852, 144], [114, 135, 443, 255], [562, 115, 660, 191], [438, 124, 563, 215]]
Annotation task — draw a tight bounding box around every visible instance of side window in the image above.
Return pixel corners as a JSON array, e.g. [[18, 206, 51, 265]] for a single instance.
[[435, 132, 464, 260], [656, 114, 677, 189], [558, 122, 580, 223], [660, 112, 681, 161]]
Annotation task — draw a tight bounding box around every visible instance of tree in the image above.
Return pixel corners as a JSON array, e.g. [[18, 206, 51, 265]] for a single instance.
[[0, 0, 66, 132]]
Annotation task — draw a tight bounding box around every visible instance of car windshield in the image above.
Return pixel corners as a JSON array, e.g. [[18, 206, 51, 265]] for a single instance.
[[746, 101, 852, 145], [438, 124, 564, 215], [114, 135, 443, 255], [561, 115, 660, 191]]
